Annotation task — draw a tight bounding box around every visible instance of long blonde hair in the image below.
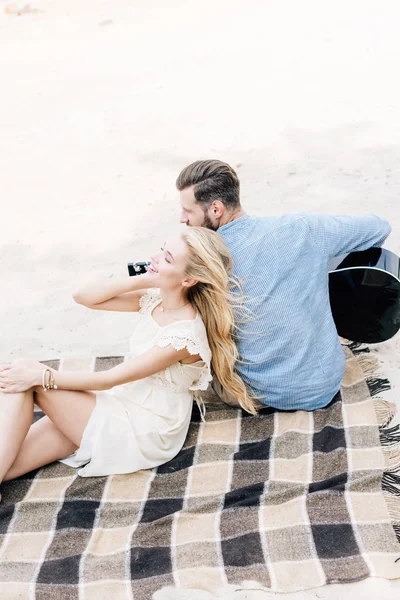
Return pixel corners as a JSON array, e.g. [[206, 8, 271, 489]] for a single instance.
[[181, 227, 258, 415]]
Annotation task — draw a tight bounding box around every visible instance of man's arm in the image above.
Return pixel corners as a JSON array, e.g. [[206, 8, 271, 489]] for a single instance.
[[302, 214, 391, 258]]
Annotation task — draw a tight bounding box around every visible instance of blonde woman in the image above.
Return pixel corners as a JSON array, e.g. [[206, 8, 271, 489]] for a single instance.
[[0, 228, 257, 490]]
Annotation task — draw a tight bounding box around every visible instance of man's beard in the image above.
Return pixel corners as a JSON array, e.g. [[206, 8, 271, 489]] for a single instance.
[[201, 211, 219, 231]]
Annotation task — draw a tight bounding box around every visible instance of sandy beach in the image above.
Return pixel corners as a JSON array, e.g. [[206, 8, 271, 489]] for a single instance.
[[1, 1, 399, 598]]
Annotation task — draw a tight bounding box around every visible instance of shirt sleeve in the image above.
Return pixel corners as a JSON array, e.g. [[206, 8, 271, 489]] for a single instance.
[[302, 214, 391, 258]]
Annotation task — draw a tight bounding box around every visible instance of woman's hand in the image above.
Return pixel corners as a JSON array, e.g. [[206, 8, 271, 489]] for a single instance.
[[0, 365, 42, 393], [140, 272, 162, 290]]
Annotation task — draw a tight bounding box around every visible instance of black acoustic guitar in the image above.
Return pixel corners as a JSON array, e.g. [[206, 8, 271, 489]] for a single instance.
[[128, 248, 400, 344], [329, 248, 400, 343]]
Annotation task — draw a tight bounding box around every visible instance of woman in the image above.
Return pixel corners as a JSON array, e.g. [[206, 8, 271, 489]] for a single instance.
[[0, 227, 257, 494]]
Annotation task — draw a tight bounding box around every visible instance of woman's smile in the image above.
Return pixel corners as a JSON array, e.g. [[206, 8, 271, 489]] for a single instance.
[[148, 262, 158, 274]]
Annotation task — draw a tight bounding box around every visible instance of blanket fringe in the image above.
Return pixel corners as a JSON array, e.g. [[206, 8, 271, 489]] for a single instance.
[[383, 493, 400, 544], [358, 347, 400, 544], [394, 525, 400, 542], [382, 473, 400, 497], [382, 472, 400, 543], [346, 341, 371, 355], [366, 377, 391, 397], [380, 424, 400, 447], [374, 398, 398, 428], [377, 400, 400, 537], [382, 447, 400, 473], [351, 347, 391, 398], [357, 353, 381, 377], [383, 495, 400, 522]]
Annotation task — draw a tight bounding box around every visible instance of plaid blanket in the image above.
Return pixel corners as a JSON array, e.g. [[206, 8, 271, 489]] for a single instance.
[[0, 343, 399, 599]]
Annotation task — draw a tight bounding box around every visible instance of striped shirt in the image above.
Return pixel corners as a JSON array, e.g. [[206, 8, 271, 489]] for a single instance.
[[218, 213, 391, 410]]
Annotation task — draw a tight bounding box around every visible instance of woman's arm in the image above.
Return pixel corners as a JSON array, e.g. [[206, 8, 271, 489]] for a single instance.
[[0, 345, 201, 393], [73, 272, 154, 312]]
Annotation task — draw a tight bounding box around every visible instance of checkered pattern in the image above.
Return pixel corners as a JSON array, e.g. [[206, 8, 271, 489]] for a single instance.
[[0, 345, 399, 599]]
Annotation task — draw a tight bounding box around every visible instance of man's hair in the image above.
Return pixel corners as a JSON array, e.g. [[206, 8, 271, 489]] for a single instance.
[[176, 159, 240, 210]]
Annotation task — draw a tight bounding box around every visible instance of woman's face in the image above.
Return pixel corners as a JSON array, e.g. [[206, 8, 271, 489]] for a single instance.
[[147, 235, 190, 290]]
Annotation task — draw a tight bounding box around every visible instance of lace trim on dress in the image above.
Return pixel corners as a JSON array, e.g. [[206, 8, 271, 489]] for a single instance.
[[156, 331, 212, 391], [139, 288, 160, 314]]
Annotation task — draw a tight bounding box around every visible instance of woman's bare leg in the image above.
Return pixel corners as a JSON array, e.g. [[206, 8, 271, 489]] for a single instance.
[[2, 386, 96, 483], [3, 416, 77, 481], [0, 389, 34, 483], [33, 386, 96, 446]]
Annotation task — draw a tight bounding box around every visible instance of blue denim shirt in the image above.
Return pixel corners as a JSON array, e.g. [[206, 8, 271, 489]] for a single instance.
[[218, 213, 391, 410]]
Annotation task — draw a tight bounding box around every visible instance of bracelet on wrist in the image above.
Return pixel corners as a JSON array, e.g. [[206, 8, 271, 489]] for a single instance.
[[41, 368, 58, 391]]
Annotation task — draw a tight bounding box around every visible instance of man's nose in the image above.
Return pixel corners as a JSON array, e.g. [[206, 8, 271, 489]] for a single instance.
[[180, 212, 188, 224]]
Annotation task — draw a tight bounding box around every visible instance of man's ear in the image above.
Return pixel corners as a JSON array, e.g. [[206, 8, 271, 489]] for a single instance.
[[182, 277, 198, 289], [211, 200, 225, 217]]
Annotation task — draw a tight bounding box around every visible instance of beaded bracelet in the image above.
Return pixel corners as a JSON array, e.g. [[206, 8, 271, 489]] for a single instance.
[[50, 370, 58, 390], [41, 368, 47, 390], [41, 368, 58, 391]]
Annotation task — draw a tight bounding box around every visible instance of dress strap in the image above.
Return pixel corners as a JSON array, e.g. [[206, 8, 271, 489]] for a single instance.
[[193, 390, 206, 422]]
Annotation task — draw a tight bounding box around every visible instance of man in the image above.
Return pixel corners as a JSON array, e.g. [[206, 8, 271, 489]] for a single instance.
[[176, 159, 391, 411]]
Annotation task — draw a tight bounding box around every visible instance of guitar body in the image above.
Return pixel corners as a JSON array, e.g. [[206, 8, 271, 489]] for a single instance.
[[329, 248, 400, 343]]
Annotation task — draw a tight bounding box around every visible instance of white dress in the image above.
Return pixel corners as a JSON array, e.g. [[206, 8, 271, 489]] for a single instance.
[[60, 289, 212, 477]]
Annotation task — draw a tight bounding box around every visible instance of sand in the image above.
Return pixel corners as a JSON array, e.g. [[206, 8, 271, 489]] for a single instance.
[[0, 0, 399, 597]]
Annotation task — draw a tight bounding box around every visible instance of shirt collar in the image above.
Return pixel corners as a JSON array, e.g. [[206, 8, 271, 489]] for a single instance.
[[218, 213, 250, 233]]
